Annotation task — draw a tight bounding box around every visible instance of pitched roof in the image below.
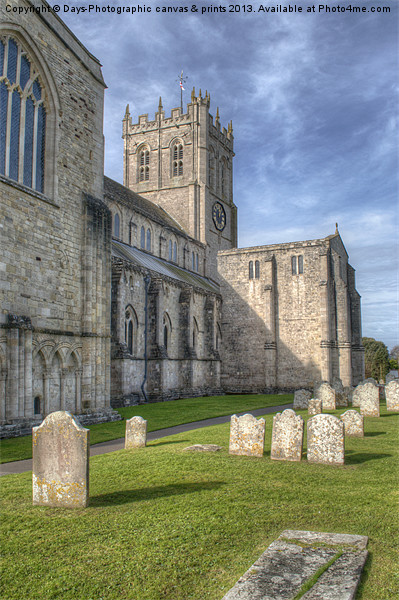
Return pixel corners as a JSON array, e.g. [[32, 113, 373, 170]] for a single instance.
[[104, 176, 186, 235], [112, 240, 220, 294]]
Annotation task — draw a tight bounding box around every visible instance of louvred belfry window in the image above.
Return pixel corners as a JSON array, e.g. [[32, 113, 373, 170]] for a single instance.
[[139, 148, 149, 181], [172, 143, 183, 176], [0, 36, 46, 193]]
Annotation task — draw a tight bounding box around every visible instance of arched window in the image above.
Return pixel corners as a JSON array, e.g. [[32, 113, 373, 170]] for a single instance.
[[291, 256, 297, 275], [140, 226, 145, 249], [169, 240, 173, 261], [172, 142, 183, 176], [0, 36, 46, 193], [34, 396, 41, 415], [139, 147, 149, 181], [125, 306, 137, 355], [292, 255, 304, 275], [163, 324, 168, 349], [298, 255, 304, 274], [249, 261, 254, 279], [146, 228, 151, 251], [114, 213, 120, 238], [173, 241, 177, 263], [192, 317, 199, 352], [163, 313, 172, 352], [255, 260, 260, 279], [192, 251, 195, 271], [196, 253, 199, 273]]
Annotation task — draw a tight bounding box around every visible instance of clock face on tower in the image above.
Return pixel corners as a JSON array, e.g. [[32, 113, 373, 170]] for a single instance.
[[212, 202, 226, 231]]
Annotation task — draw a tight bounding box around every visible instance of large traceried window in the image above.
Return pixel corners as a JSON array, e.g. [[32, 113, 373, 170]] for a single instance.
[[125, 306, 138, 355], [0, 36, 46, 193], [172, 142, 183, 177]]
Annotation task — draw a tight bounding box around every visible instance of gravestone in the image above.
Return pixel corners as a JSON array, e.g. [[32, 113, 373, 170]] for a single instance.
[[293, 389, 312, 410], [385, 380, 399, 412], [343, 385, 354, 406], [32, 411, 89, 508], [340, 410, 364, 437], [271, 409, 304, 461], [308, 398, 322, 416], [316, 382, 336, 411], [359, 381, 380, 417], [332, 377, 348, 408], [229, 414, 265, 458], [307, 414, 344, 465], [386, 371, 398, 385], [125, 416, 147, 449]]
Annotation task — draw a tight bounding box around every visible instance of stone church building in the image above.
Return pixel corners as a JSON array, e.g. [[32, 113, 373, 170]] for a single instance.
[[0, 2, 364, 433]]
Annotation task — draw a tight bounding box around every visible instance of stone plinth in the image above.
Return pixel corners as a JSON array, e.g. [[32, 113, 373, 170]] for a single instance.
[[293, 389, 312, 410], [316, 382, 336, 411], [308, 398, 322, 416], [125, 416, 147, 449], [340, 410, 364, 437], [307, 414, 344, 465], [385, 380, 399, 411], [271, 409, 304, 462], [229, 414, 265, 458], [359, 382, 380, 417], [32, 411, 89, 508]]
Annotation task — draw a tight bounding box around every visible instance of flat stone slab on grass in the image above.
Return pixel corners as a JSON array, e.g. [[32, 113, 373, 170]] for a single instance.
[[221, 530, 368, 600], [183, 444, 222, 452]]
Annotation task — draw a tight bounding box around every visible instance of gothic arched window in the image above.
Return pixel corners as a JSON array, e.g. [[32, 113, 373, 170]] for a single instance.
[[173, 241, 177, 263], [114, 213, 120, 238], [169, 240, 173, 261], [138, 147, 149, 182], [140, 226, 145, 249], [255, 260, 260, 279], [249, 261, 254, 279], [172, 142, 183, 176], [146, 228, 151, 251], [125, 306, 137, 355], [0, 36, 46, 193]]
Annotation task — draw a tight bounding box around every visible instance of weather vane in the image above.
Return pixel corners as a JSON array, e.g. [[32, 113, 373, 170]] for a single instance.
[[176, 70, 188, 111]]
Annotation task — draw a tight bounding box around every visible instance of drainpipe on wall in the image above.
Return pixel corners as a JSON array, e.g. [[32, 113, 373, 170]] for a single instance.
[[141, 273, 151, 402]]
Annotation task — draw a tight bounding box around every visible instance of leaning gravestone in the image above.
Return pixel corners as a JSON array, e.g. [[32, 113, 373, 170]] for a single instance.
[[385, 380, 399, 412], [32, 411, 89, 508], [307, 414, 344, 465], [308, 398, 322, 416], [125, 416, 147, 449], [316, 382, 336, 411], [229, 414, 265, 458], [359, 381, 380, 417], [340, 410, 364, 437], [293, 389, 312, 410], [271, 409, 304, 462]]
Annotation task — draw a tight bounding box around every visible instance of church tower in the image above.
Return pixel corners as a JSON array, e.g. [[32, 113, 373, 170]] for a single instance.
[[122, 89, 237, 280]]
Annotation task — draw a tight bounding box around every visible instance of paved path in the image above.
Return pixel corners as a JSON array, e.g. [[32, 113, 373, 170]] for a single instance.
[[0, 403, 292, 476]]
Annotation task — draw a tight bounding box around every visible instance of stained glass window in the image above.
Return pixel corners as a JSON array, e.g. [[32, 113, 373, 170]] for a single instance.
[[0, 36, 46, 193]]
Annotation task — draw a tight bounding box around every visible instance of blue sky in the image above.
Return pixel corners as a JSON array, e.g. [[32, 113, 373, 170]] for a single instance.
[[58, 0, 398, 350]]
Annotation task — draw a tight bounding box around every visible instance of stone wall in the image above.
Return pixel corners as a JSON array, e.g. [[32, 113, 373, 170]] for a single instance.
[[0, 2, 116, 429]]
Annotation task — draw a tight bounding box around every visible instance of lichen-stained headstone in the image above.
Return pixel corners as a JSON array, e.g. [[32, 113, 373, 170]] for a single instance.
[[340, 410, 364, 437], [293, 389, 312, 410], [308, 398, 322, 416], [125, 416, 147, 449], [271, 409, 304, 462], [359, 381, 380, 417], [385, 380, 399, 412], [316, 382, 336, 411], [332, 377, 348, 408], [344, 385, 354, 406], [307, 414, 344, 465], [229, 414, 265, 458], [32, 411, 89, 508]]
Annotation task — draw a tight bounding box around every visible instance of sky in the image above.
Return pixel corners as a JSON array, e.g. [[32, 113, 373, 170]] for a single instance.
[[57, 0, 398, 350]]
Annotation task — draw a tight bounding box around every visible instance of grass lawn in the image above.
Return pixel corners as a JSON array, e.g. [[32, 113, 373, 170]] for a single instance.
[[1, 405, 398, 600], [0, 393, 292, 463]]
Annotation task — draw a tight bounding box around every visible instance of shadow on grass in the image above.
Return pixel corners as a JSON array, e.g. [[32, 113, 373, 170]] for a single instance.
[[90, 481, 226, 507], [364, 432, 385, 437], [344, 451, 392, 465], [148, 440, 190, 447], [379, 413, 399, 418]]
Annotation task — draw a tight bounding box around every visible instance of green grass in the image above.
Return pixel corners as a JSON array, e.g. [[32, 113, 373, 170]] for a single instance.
[[1, 405, 398, 600], [0, 393, 292, 463]]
